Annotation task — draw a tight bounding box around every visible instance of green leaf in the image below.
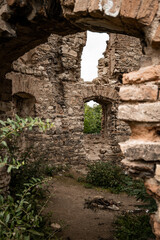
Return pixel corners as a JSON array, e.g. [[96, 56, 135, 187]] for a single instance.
[[5, 214, 10, 223], [1, 141, 8, 148], [28, 229, 44, 236], [24, 236, 30, 240]]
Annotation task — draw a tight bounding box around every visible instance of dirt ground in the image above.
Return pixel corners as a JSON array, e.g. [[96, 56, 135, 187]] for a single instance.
[[45, 176, 141, 240]]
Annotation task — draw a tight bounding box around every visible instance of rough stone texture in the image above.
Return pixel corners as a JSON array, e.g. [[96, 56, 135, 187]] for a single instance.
[[0, 0, 159, 84], [96, 33, 142, 86], [3, 32, 143, 167], [145, 178, 160, 200], [123, 65, 160, 84], [120, 0, 158, 25], [1, 1, 160, 238], [155, 164, 160, 182], [119, 84, 158, 102], [7, 32, 88, 166], [150, 214, 160, 240], [120, 140, 160, 161], [122, 158, 154, 177], [118, 102, 160, 122], [129, 124, 160, 142]]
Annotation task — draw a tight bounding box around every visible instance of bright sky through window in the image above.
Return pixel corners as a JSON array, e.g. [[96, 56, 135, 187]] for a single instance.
[[81, 31, 109, 82]]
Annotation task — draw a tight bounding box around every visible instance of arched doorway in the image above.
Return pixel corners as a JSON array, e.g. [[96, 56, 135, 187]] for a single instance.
[[83, 84, 120, 163]]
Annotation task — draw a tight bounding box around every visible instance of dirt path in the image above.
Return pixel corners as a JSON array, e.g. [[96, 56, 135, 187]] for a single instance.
[[45, 176, 141, 240]]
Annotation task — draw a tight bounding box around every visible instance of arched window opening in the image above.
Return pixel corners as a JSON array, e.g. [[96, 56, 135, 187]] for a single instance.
[[13, 92, 36, 118], [81, 31, 109, 82], [83, 97, 113, 162], [84, 101, 102, 134]]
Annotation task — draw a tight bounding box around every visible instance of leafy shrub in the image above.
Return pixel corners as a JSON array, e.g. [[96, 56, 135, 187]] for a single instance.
[[0, 115, 53, 172], [86, 161, 157, 212], [86, 161, 125, 191], [84, 103, 102, 134], [44, 164, 64, 177], [114, 213, 155, 240], [0, 177, 52, 240], [0, 116, 56, 239]]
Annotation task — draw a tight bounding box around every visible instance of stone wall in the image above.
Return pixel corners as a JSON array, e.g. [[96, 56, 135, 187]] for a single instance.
[[97, 33, 142, 85], [5, 32, 143, 169], [1, 0, 160, 238], [6, 32, 87, 167]]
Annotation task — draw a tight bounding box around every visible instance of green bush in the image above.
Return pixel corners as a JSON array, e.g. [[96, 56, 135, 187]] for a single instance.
[[0, 116, 56, 240], [114, 213, 155, 240], [86, 161, 157, 212], [84, 103, 102, 134], [86, 161, 125, 191], [0, 115, 53, 172], [0, 178, 51, 240]]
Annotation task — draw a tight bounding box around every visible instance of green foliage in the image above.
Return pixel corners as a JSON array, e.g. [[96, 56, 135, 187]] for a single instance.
[[86, 161, 157, 212], [0, 116, 57, 240], [0, 177, 53, 240], [84, 103, 102, 134], [0, 115, 54, 172], [114, 213, 155, 240], [86, 161, 125, 190], [44, 164, 64, 177]]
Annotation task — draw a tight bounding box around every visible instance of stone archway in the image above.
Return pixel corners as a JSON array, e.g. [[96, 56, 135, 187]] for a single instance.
[[82, 83, 122, 162], [1, 0, 160, 238]]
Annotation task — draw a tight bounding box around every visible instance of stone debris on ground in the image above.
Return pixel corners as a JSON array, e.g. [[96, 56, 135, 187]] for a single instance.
[[84, 196, 120, 211]]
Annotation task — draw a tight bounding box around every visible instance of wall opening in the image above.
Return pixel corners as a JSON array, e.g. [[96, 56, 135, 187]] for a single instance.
[[12, 92, 36, 118], [83, 97, 113, 162], [81, 31, 109, 82], [84, 101, 102, 134]]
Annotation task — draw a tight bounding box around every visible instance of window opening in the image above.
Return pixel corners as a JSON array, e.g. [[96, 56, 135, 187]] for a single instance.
[[84, 101, 102, 134], [81, 31, 109, 82]]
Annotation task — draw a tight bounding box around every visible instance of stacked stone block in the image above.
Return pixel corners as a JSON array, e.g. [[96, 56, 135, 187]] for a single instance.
[[118, 65, 160, 238]]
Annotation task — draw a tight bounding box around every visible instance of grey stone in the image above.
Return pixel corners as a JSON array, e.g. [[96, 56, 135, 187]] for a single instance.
[[120, 140, 160, 161], [118, 102, 160, 122]]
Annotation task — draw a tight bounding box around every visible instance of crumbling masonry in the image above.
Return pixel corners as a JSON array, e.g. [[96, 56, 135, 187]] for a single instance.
[[1, 0, 160, 238], [3, 33, 141, 170]]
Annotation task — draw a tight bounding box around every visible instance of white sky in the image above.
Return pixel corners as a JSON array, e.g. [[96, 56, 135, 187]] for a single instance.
[[81, 31, 109, 82], [81, 31, 109, 107]]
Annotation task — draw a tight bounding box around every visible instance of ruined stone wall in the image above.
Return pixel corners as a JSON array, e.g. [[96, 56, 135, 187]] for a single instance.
[[7, 32, 87, 167], [1, 0, 160, 238], [98, 34, 142, 85], [5, 32, 143, 168], [94, 34, 142, 144]]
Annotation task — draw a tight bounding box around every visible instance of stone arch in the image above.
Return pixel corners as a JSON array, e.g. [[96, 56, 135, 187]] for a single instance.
[[83, 85, 118, 103], [83, 84, 118, 137], [83, 84, 120, 162]]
